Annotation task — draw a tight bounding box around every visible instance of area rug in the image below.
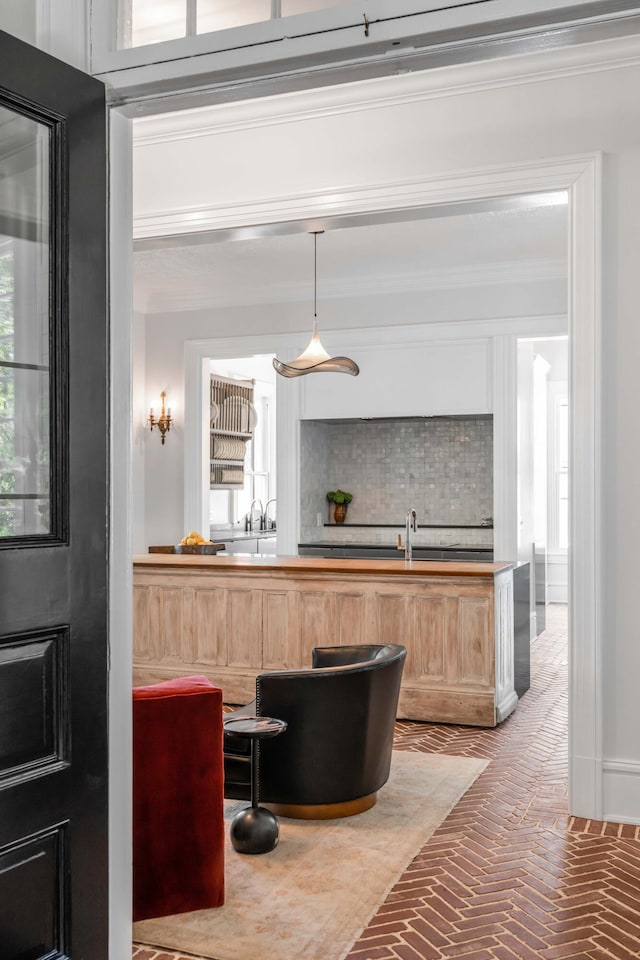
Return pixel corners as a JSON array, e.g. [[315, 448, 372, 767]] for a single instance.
[[133, 750, 487, 960]]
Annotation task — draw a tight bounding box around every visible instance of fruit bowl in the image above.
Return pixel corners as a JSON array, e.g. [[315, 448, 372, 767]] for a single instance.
[[178, 543, 222, 555]]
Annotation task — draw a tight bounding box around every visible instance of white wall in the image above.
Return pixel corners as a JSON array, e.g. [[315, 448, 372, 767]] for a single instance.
[[0, 1, 37, 45], [139, 284, 564, 548], [0, 0, 89, 70], [142, 314, 186, 546], [132, 36, 640, 821], [132, 311, 147, 553]]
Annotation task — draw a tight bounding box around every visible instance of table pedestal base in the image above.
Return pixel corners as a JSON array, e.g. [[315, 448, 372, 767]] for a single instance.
[[230, 805, 280, 855]]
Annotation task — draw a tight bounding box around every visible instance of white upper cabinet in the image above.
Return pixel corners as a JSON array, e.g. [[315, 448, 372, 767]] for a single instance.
[[300, 338, 491, 420]]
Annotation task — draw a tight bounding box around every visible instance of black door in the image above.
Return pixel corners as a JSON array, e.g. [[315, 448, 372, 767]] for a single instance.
[[0, 31, 108, 960]]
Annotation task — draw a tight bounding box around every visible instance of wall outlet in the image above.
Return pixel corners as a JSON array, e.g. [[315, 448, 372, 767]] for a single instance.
[[316, 513, 323, 527]]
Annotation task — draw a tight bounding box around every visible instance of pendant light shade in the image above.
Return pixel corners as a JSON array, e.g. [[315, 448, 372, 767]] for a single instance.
[[273, 232, 359, 378]]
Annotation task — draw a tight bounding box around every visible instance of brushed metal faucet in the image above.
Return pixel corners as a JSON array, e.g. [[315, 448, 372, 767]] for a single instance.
[[397, 507, 418, 560], [264, 498, 277, 530], [248, 499, 264, 532]]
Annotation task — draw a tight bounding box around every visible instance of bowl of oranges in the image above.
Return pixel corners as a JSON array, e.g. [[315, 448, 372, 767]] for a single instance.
[[178, 531, 218, 554]]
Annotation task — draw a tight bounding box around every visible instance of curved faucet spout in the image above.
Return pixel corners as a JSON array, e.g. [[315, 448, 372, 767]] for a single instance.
[[405, 508, 418, 560], [249, 499, 264, 532], [264, 498, 277, 530]]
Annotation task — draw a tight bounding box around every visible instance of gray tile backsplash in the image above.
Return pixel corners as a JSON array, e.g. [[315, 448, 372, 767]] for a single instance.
[[300, 416, 493, 547]]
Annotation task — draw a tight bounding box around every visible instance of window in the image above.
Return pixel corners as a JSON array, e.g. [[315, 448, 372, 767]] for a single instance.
[[119, 0, 353, 48], [234, 391, 273, 524], [208, 364, 276, 531], [0, 106, 53, 541]]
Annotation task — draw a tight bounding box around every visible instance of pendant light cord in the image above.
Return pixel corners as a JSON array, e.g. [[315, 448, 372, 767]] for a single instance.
[[311, 230, 324, 335]]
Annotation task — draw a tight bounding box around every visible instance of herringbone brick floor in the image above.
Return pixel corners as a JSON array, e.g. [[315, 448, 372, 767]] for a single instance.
[[133, 605, 640, 960]]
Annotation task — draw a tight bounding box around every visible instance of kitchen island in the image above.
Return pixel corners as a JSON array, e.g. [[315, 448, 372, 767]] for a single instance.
[[133, 554, 516, 727]]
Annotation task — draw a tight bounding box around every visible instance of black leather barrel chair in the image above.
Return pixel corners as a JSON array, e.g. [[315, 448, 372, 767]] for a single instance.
[[223, 643, 406, 819]]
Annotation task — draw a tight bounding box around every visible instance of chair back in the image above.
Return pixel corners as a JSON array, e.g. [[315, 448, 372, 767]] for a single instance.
[[256, 643, 406, 806]]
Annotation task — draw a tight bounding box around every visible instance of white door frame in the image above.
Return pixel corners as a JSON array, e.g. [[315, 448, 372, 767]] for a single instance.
[[108, 106, 135, 960], [108, 143, 601, 956]]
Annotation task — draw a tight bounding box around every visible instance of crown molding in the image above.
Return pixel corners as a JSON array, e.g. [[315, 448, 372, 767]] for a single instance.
[[132, 31, 640, 147], [133, 156, 578, 239]]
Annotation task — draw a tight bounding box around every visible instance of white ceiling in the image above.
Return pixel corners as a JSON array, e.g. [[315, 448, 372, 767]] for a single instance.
[[133, 194, 568, 314]]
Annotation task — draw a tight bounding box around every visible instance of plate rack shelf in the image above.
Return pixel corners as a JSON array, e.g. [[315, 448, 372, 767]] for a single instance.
[[210, 374, 255, 489]]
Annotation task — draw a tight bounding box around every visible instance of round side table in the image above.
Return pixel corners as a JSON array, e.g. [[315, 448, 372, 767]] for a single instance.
[[224, 715, 287, 855]]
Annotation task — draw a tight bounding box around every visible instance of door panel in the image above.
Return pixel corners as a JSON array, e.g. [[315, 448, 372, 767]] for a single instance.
[[0, 824, 69, 960], [0, 628, 68, 788], [0, 30, 108, 960]]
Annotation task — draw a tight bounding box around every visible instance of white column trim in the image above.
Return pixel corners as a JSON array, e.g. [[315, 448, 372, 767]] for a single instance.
[[108, 107, 133, 960], [492, 335, 518, 565], [494, 569, 517, 723], [568, 153, 603, 819], [276, 375, 301, 558], [182, 348, 210, 537]]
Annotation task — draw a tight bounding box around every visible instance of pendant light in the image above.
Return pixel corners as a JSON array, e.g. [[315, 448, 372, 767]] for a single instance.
[[273, 231, 359, 378]]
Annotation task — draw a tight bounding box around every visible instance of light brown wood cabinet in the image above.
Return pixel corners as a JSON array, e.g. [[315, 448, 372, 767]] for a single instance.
[[133, 556, 516, 727]]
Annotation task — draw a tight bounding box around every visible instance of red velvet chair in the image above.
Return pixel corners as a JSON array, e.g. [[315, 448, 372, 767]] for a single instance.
[[133, 675, 225, 921]]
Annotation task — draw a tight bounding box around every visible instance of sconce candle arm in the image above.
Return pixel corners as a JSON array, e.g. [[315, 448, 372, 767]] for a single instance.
[[148, 391, 173, 445]]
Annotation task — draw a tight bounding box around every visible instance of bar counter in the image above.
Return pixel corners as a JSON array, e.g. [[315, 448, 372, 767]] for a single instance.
[[134, 552, 510, 577], [133, 553, 517, 727]]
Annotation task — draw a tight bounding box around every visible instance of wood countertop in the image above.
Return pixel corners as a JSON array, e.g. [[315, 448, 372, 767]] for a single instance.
[[133, 553, 512, 578]]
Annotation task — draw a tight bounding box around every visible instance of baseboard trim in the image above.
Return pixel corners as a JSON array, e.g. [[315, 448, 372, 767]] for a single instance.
[[602, 760, 640, 825]]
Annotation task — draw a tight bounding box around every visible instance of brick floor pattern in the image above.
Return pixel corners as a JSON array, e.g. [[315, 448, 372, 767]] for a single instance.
[[133, 605, 640, 960]]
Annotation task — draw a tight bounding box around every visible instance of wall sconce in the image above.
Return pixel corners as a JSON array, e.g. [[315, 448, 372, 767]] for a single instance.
[[148, 391, 173, 445]]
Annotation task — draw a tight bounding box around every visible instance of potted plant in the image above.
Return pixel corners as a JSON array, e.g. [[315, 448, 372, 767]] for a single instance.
[[327, 489, 353, 524]]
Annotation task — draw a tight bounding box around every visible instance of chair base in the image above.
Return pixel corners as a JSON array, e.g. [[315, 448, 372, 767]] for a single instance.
[[265, 791, 377, 820]]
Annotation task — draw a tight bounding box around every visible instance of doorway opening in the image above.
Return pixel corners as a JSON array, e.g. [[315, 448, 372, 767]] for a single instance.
[[517, 336, 569, 646], [207, 354, 277, 554], [114, 112, 599, 952]]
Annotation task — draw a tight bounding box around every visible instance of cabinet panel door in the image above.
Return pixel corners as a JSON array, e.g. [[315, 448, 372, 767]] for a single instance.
[[263, 590, 299, 669], [458, 597, 492, 686], [298, 590, 336, 653], [301, 339, 491, 419], [227, 589, 263, 668]]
